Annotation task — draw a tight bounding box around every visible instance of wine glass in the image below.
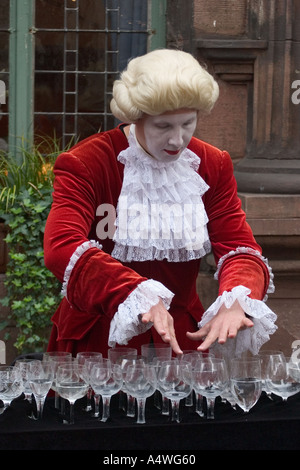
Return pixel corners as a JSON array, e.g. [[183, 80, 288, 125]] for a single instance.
[[157, 359, 192, 423], [288, 357, 300, 390], [116, 355, 147, 417], [89, 360, 123, 422], [43, 352, 73, 409], [15, 358, 43, 402], [124, 363, 157, 424], [84, 356, 104, 417], [141, 343, 172, 364], [265, 355, 300, 401], [0, 365, 23, 414], [230, 356, 262, 413], [191, 357, 228, 419], [259, 350, 285, 399], [28, 360, 55, 419], [76, 352, 103, 412], [141, 343, 172, 411], [76, 351, 103, 365], [107, 347, 137, 411], [43, 351, 72, 361], [180, 351, 214, 411], [107, 347, 137, 364], [56, 363, 89, 424]]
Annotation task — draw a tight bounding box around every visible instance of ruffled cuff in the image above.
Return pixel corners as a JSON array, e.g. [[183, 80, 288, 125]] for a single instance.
[[61, 240, 102, 299], [108, 279, 174, 347], [199, 285, 277, 357]]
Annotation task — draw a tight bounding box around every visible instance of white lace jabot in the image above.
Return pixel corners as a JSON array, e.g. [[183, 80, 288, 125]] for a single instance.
[[111, 125, 211, 263]]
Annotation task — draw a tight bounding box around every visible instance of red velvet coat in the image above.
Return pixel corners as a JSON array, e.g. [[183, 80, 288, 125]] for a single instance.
[[44, 126, 270, 357]]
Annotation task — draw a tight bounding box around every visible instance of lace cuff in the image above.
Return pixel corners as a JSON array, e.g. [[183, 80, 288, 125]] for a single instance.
[[61, 240, 102, 299], [199, 285, 277, 357], [108, 279, 174, 347], [214, 246, 275, 300]]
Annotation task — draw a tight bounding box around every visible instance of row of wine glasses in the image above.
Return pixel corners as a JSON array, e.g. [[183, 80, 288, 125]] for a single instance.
[[262, 350, 300, 401], [221, 350, 300, 412], [0, 360, 55, 419], [2, 346, 300, 425]]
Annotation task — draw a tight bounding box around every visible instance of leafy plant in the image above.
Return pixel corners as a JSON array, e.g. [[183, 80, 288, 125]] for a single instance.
[[0, 139, 63, 353]]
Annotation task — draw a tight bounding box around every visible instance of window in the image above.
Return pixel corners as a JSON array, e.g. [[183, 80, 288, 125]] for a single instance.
[[1, 0, 166, 154], [34, 0, 149, 147]]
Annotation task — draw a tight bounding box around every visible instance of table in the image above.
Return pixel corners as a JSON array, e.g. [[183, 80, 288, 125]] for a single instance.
[[1, 392, 300, 453]]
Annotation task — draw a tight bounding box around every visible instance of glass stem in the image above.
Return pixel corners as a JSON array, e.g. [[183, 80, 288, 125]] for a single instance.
[[0, 401, 9, 415], [154, 390, 161, 410], [195, 393, 204, 417], [24, 392, 32, 402], [93, 394, 101, 417], [185, 391, 193, 407], [85, 387, 92, 411], [206, 397, 215, 419], [171, 399, 180, 423], [36, 397, 44, 419], [161, 395, 169, 415], [101, 396, 111, 422], [119, 391, 126, 411], [54, 390, 60, 409], [126, 394, 136, 417], [60, 397, 66, 416], [69, 401, 75, 425], [136, 397, 146, 424]]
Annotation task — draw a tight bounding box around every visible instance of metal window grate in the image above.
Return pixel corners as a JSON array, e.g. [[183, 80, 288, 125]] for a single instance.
[[34, 0, 148, 148]]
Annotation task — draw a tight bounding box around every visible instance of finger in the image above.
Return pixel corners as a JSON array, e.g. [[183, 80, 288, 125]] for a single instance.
[[186, 331, 202, 342], [245, 317, 254, 328], [218, 323, 234, 343], [197, 329, 219, 350], [169, 336, 183, 355], [226, 316, 254, 338], [142, 311, 168, 336], [155, 323, 182, 355], [141, 312, 152, 324], [159, 314, 183, 354], [197, 336, 215, 351], [168, 325, 183, 354], [186, 325, 209, 341], [227, 324, 240, 339], [154, 314, 171, 338]]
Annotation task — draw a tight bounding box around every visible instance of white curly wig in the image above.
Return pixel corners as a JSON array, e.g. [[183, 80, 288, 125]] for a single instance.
[[110, 49, 219, 123]]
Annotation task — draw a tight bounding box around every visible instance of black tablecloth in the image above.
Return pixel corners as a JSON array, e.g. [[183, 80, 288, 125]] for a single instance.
[[1, 392, 300, 453]]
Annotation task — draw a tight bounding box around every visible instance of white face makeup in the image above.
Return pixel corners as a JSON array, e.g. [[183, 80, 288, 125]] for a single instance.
[[135, 109, 198, 162]]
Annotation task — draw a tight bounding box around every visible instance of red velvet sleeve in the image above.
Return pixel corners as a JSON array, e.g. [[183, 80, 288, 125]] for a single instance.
[[66, 247, 147, 319], [217, 255, 270, 300], [44, 136, 148, 320]]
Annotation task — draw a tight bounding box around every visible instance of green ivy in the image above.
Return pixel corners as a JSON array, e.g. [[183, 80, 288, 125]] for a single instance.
[[0, 141, 64, 353]]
